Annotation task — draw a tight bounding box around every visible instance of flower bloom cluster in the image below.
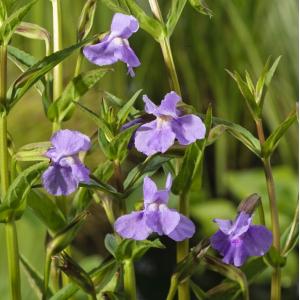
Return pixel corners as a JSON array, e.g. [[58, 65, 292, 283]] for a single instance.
[[42, 130, 91, 196], [41, 12, 273, 269], [83, 13, 140, 77], [210, 212, 272, 266], [114, 174, 195, 241]]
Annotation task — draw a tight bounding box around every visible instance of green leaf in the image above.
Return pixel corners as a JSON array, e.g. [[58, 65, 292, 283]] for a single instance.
[[207, 115, 261, 157], [28, 190, 67, 234], [50, 260, 119, 300], [262, 108, 297, 158], [47, 68, 110, 122], [190, 280, 207, 300], [0, 0, 38, 45], [14, 141, 50, 161], [117, 89, 142, 126], [8, 36, 94, 108], [115, 239, 165, 262], [226, 69, 260, 120], [77, 0, 97, 41], [4, 161, 48, 210], [104, 234, 119, 258], [166, 0, 187, 37], [188, 0, 213, 18], [266, 246, 286, 268], [20, 254, 53, 299], [74, 102, 114, 140], [79, 177, 119, 196], [123, 154, 174, 191], [203, 255, 249, 300]]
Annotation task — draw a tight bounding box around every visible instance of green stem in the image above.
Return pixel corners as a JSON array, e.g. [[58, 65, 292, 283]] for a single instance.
[[166, 275, 178, 300], [1, 45, 22, 300], [74, 52, 83, 77], [148, 0, 181, 95], [123, 259, 137, 300], [43, 251, 52, 300], [255, 119, 281, 300]]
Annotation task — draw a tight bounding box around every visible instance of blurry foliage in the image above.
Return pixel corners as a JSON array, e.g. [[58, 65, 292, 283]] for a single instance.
[[1, 0, 298, 299]]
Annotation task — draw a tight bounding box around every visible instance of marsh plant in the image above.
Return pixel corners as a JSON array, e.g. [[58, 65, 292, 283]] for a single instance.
[[0, 1, 298, 300]]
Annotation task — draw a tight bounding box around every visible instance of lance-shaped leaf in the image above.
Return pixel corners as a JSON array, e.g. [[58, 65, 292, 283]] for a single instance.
[[203, 255, 249, 300], [44, 212, 88, 296], [255, 56, 281, 109], [206, 115, 261, 157], [20, 254, 53, 299], [166, 0, 187, 37], [28, 190, 67, 234], [79, 176, 119, 196], [117, 89, 142, 127], [4, 161, 48, 209], [8, 36, 94, 108], [172, 107, 211, 195], [188, 0, 213, 18], [77, 0, 97, 41], [49, 259, 119, 300], [47, 68, 110, 122], [262, 108, 297, 158], [14, 141, 50, 162], [0, 0, 37, 45], [55, 252, 96, 297], [190, 281, 207, 300]]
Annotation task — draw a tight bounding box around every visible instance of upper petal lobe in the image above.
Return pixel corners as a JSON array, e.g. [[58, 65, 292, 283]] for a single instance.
[[111, 13, 139, 39]]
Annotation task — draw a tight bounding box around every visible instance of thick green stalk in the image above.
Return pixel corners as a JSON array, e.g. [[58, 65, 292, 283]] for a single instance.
[[0, 45, 21, 300], [51, 0, 63, 132], [255, 119, 281, 300], [123, 260, 137, 300], [166, 275, 179, 300]]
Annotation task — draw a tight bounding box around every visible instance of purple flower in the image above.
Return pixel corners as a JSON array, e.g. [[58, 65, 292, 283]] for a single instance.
[[210, 212, 272, 267], [42, 130, 91, 196], [114, 174, 195, 241], [134, 91, 206, 156], [83, 13, 140, 77]]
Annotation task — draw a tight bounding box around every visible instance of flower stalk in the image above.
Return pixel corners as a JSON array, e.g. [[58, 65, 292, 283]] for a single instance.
[[51, 0, 63, 131], [255, 119, 281, 300], [123, 259, 137, 300], [0, 45, 21, 300]]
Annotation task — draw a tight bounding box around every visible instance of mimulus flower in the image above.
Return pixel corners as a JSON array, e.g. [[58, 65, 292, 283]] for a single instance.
[[114, 174, 195, 241], [42, 130, 91, 196], [210, 212, 272, 267], [83, 13, 140, 77], [134, 91, 206, 156]]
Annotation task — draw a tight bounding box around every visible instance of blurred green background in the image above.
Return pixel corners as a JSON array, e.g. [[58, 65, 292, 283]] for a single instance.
[[1, 0, 298, 299]]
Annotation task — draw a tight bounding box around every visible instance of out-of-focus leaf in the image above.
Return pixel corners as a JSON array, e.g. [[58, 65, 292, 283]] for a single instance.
[[47, 68, 110, 122], [14, 141, 50, 161], [28, 190, 67, 234], [267, 246, 286, 268], [188, 0, 213, 18], [104, 234, 119, 258], [0, 0, 37, 45], [190, 280, 207, 300], [4, 161, 47, 210], [20, 254, 53, 299], [262, 108, 297, 158], [8, 36, 94, 108], [77, 0, 97, 41], [166, 0, 187, 37]]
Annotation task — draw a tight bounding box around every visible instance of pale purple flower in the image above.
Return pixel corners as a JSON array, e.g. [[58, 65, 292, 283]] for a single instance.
[[210, 212, 272, 267], [42, 130, 91, 196], [134, 91, 206, 156], [83, 13, 140, 77], [114, 174, 195, 241]]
